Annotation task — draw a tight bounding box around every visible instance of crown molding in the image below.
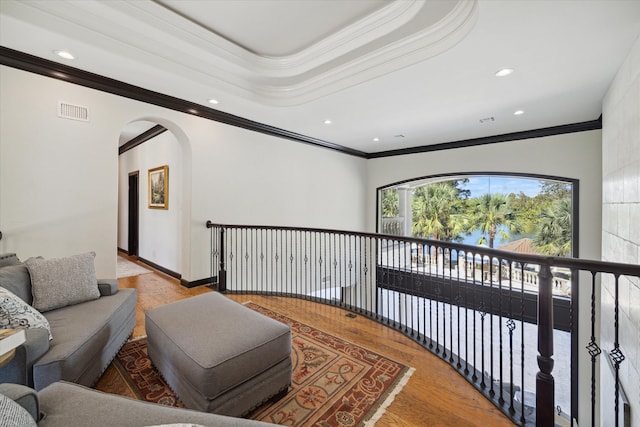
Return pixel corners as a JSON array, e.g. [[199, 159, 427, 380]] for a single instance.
[[119, 125, 168, 155], [1, 46, 601, 160], [367, 118, 603, 159], [0, 46, 368, 158]]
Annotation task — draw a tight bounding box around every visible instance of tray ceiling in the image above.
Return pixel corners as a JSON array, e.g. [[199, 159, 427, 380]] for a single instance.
[[1, 0, 639, 153]]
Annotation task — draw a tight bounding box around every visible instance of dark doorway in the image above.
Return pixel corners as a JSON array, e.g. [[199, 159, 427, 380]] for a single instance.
[[128, 171, 139, 257]]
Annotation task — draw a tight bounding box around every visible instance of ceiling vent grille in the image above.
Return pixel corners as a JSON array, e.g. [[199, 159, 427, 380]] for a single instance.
[[58, 102, 89, 122]]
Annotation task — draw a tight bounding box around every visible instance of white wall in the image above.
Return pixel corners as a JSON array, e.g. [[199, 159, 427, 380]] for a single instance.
[[188, 121, 368, 281], [0, 66, 123, 277], [601, 34, 640, 427], [118, 129, 182, 273], [365, 130, 603, 424], [0, 65, 368, 281]]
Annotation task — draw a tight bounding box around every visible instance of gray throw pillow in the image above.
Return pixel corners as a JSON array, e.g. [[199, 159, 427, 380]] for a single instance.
[[0, 253, 21, 268], [0, 264, 33, 305], [25, 252, 100, 313], [0, 286, 53, 340], [0, 393, 37, 427]]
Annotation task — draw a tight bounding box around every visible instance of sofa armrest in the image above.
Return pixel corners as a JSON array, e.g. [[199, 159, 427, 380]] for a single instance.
[[97, 279, 119, 296], [0, 383, 40, 421], [0, 329, 50, 387]]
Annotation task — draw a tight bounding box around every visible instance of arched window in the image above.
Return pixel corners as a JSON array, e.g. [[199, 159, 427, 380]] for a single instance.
[[378, 173, 577, 297], [379, 173, 576, 255]]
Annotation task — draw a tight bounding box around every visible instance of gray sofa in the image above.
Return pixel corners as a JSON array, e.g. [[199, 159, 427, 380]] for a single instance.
[[0, 381, 278, 426], [0, 253, 137, 390]]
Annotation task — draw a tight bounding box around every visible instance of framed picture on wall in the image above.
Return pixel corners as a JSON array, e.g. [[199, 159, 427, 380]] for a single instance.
[[148, 165, 168, 209]]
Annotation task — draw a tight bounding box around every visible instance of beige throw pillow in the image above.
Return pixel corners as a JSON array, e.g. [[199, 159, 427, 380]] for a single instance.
[[25, 252, 100, 312]]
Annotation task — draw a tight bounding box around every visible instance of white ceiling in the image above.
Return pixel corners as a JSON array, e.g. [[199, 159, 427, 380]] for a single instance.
[[1, 0, 639, 154]]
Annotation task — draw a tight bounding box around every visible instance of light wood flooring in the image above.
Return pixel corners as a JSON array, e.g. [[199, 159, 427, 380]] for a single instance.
[[117, 255, 514, 427]]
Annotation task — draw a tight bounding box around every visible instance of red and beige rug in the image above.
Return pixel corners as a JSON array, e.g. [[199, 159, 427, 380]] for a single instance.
[[95, 303, 414, 426]]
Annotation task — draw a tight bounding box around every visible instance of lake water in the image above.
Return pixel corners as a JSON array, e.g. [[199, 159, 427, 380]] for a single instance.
[[460, 227, 531, 248]]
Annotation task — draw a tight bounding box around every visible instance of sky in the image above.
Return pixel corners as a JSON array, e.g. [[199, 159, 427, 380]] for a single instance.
[[461, 176, 543, 198]]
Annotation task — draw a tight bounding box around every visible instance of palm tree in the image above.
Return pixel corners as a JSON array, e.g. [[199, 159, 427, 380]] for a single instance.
[[380, 189, 399, 217], [412, 182, 465, 241], [534, 197, 572, 256], [467, 193, 523, 248]]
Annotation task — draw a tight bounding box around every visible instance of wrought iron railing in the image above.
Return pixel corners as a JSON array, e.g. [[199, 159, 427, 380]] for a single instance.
[[206, 221, 640, 426]]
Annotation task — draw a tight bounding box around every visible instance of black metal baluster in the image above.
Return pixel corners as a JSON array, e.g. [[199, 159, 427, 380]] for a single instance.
[[507, 264, 517, 416], [478, 255, 486, 388], [312, 231, 316, 301], [520, 263, 527, 425], [456, 250, 463, 370], [497, 257, 504, 404], [277, 229, 282, 297], [489, 257, 496, 396], [239, 228, 243, 292], [447, 248, 453, 364], [472, 252, 479, 384], [586, 272, 601, 427], [419, 287, 425, 345], [250, 228, 254, 293], [270, 229, 275, 296], [610, 274, 625, 427], [232, 229, 237, 292], [344, 235, 357, 310], [464, 251, 470, 377], [320, 231, 324, 302], [429, 254, 434, 350]]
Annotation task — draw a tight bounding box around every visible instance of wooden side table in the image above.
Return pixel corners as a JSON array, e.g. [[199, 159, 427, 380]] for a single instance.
[[0, 329, 26, 367]]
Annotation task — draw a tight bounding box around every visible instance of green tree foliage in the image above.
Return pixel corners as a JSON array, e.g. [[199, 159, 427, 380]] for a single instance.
[[380, 189, 399, 217], [539, 181, 572, 200], [466, 193, 523, 248], [534, 197, 572, 256], [506, 192, 539, 234], [382, 177, 573, 256], [412, 181, 466, 241]]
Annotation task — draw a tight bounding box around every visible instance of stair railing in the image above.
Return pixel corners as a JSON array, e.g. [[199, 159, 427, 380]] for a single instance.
[[206, 221, 640, 426]]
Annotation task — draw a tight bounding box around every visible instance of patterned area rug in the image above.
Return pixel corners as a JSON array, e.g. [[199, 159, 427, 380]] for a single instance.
[[96, 303, 414, 426]]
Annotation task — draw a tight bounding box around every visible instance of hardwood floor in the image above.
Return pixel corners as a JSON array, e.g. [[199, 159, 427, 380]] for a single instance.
[[117, 255, 514, 427]]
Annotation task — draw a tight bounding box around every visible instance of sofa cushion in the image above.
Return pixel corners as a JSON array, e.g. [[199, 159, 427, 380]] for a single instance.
[[0, 253, 21, 268], [0, 286, 53, 340], [26, 253, 100, 312], [37, 381, 277, 427], [0, 263, 33, 305], [0, 392, 37, 427], [33, 288, 136, 390]]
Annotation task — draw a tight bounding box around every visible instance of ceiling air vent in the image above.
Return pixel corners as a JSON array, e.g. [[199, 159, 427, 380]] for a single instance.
[[58, 101, 89, 122]]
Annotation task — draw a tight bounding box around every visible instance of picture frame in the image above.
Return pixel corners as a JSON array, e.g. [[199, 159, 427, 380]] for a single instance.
[[148, 165, 168, 209]]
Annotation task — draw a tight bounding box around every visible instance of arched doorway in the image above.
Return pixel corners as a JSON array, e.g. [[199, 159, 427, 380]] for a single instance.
[[117, 118, 192, 280]]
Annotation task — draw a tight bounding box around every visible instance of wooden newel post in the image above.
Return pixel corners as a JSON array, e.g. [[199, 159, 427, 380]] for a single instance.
[[536, 262, 554, 426], [219, 227, 226, 292]]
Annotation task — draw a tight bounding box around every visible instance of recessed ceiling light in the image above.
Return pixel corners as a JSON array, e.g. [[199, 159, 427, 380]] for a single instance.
[[323, 119, 332, 125], [54, 50, 75, 60], [372, 137, 380, 142], [495, 68, 513, 77], [207, 99, 219, 105], [514, 110, 525, 116]]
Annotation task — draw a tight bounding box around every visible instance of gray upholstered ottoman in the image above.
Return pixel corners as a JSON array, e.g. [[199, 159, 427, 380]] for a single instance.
[[145, 292, 292, 417]]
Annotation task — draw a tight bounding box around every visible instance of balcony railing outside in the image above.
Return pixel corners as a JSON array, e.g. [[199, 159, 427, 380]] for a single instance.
[[381, 217, 404, 236], [206, 221, 640, 426]]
